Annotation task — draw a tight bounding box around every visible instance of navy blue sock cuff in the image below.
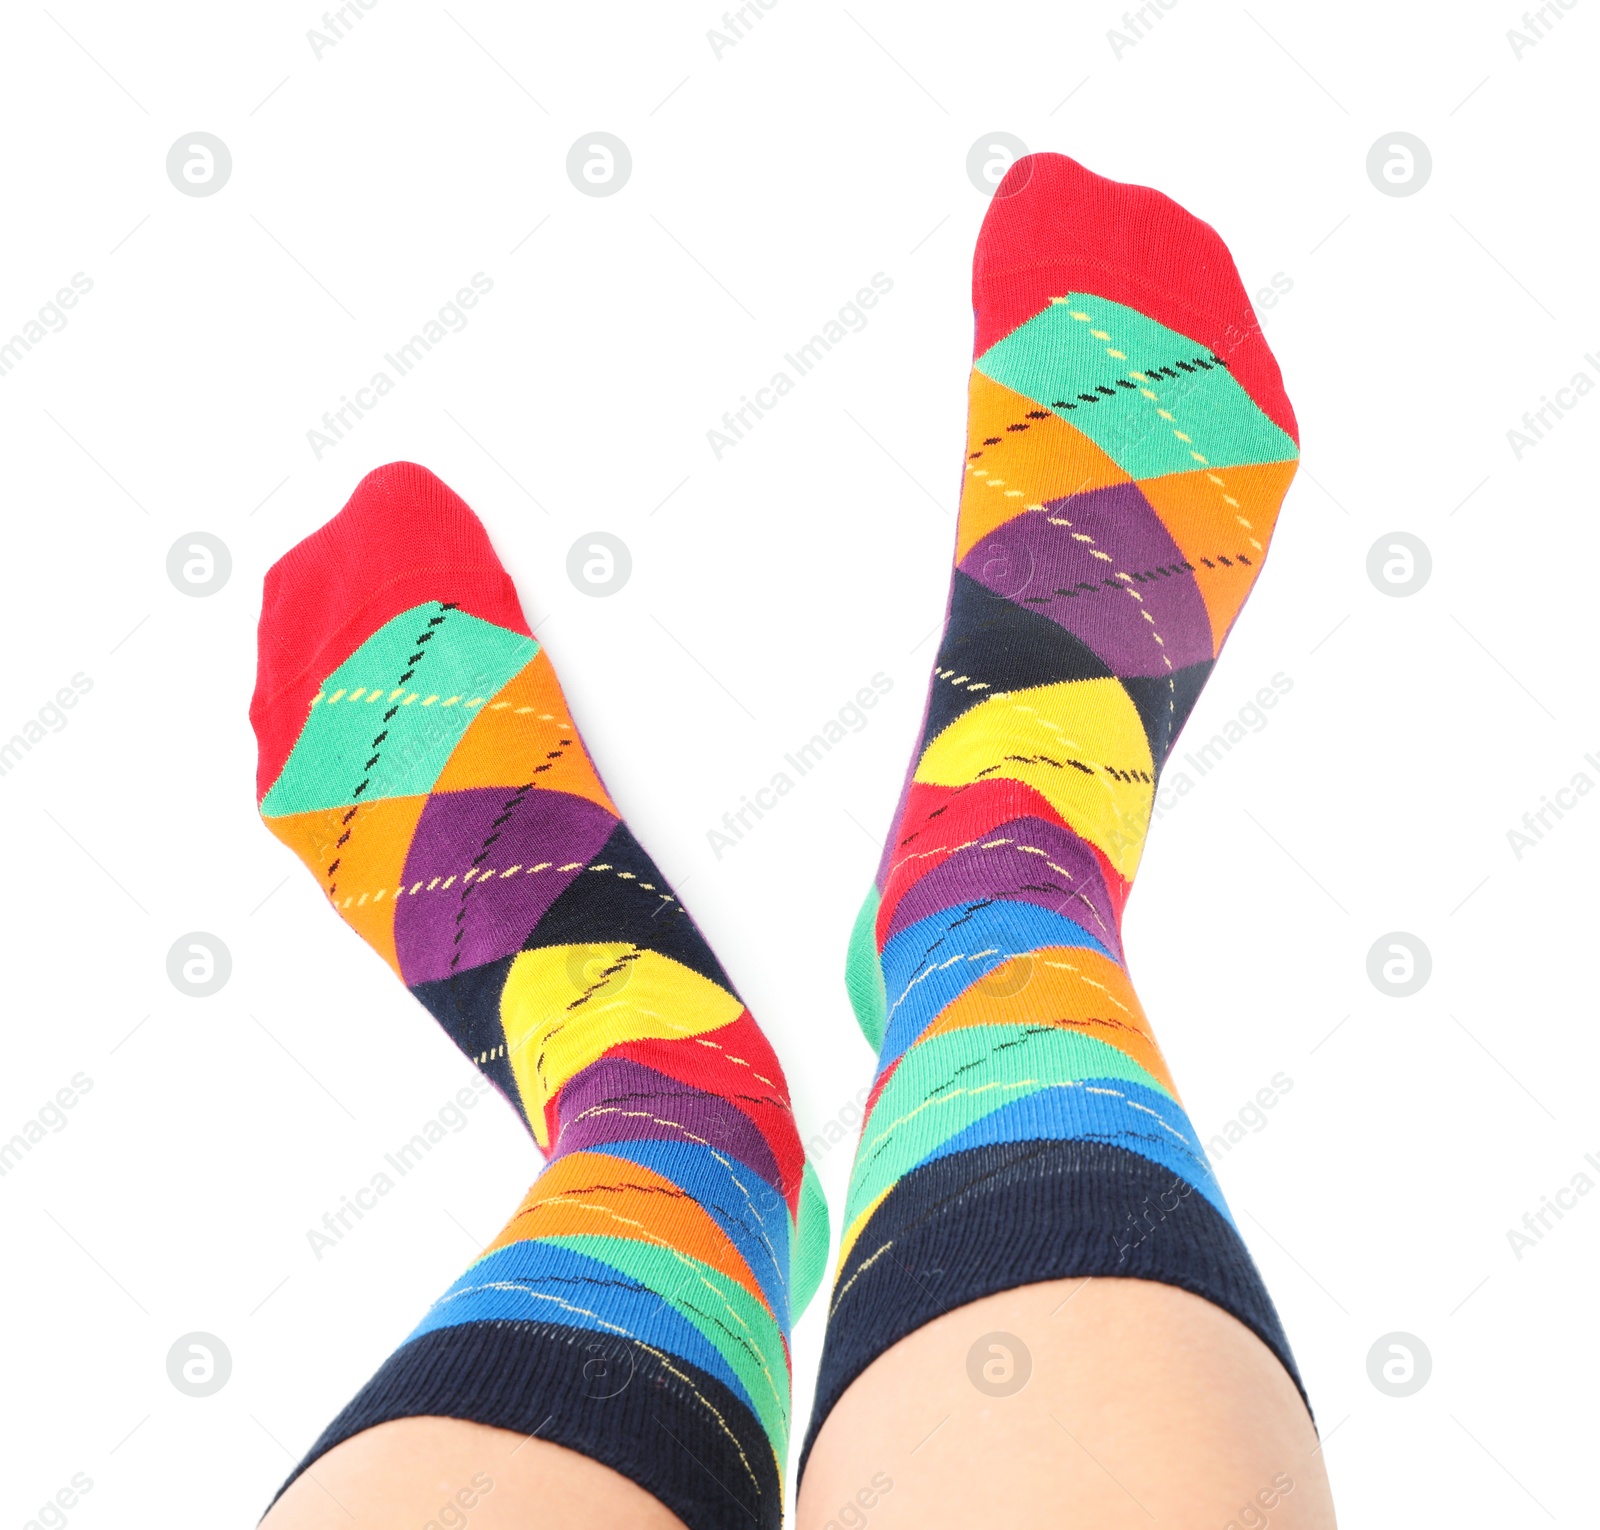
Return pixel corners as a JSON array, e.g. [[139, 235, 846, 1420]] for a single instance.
[[269, 1320, 782, 1530], [799, 1139, 1306, 1481]]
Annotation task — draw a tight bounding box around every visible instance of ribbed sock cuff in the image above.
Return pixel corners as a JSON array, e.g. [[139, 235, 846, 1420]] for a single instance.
[[799, 1139, 1305, 1480], [271, 1319, 783, 1530]]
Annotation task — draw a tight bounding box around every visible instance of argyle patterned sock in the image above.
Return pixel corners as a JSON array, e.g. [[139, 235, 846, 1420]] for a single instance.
[[252, 463, 827, 1530], [803, 154, 1308, 1469]]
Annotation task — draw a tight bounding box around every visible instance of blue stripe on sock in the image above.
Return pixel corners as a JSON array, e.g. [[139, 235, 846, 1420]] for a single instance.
[[918, 1075, 1232, 1225], [877, 900, 1111, 1068], [409, 1239, 759, 1418], [578, 1139, 793, 1330]]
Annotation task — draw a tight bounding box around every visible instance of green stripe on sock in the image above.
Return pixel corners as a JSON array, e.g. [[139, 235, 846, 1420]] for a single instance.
[[262, 605, 537, 816], [845, 887, 888, 1050], [791, 1160, 831, 1321], [544, 1234, 791, 1450], [975, 295, 1299, 479], [844, 1025, 1171, 1224]]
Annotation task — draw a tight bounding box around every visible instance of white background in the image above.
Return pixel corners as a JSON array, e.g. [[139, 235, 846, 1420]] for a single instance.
[[1, 1, 1595, 1524]]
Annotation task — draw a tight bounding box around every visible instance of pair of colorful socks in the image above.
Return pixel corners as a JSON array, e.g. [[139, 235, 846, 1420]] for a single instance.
[[254, 153, 1304, 1529]]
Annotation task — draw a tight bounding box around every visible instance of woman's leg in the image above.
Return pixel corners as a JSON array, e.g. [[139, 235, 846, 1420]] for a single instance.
[[797, 152, 1333, 1528], [801, 1279, 1333, 1528], [265, 1420, 685, 1529], [250, 466, 827, 1530]]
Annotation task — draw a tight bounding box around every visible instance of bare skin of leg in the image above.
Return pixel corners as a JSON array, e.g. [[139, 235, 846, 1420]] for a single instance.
[[261, 1418, 688, 1530], [261, 1278, 1332, 1529], [799, 1277, 1336, 1530]]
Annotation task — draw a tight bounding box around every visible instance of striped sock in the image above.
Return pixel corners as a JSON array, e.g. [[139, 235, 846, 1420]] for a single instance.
[[803, 153, 1307, 1466], [253, 463, 827, 1530]]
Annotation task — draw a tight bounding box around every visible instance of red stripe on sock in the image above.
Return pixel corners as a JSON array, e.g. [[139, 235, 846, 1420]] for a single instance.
[[611, 1013, 807, 1214]]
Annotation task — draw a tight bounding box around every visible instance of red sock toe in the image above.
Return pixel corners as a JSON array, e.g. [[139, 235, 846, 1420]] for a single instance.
[[249, 462, 531, 803], [972, 152, 1297, 442]]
